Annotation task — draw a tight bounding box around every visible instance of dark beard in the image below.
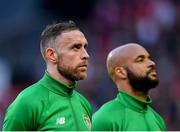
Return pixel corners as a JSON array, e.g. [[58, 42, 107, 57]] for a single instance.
[[126, 67, 159, 92], [57, 65, 84, 82]]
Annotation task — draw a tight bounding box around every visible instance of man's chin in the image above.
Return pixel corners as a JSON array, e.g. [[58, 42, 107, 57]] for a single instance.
[[76, 72, 87, 80], [148, 79, 159, 88], [80, 74, 87, 79]]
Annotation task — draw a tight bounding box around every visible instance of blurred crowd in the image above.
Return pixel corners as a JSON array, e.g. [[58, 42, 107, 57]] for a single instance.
[[0, 0, 180, 130]]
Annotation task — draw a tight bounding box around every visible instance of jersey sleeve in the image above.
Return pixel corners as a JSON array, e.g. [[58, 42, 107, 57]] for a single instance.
[[92, 100, 125, 131], [3, 96, 37, 131]]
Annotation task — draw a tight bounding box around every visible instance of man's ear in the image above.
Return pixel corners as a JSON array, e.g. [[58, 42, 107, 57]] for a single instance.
[[115, 67, 127, 79], [45, 48, 58, 64]]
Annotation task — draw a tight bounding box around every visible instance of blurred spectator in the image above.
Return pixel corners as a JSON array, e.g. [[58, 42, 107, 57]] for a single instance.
[[0, 58, 11, 128]]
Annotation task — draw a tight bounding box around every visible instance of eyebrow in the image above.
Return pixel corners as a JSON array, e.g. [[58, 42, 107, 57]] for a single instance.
[[73, 42, 88, 46], [71, 42, 88, 49], [134, 55, 146, 62], [135, 55, 145, 60], [135, 54, 151, 60]]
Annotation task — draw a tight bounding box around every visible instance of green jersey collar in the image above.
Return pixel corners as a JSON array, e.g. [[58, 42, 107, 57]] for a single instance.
[[39, 71, 77, 96], [117, 90, 152, 112]]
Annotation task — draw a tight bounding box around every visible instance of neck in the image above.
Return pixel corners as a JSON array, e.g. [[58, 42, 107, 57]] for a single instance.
[[117, 82, 148, 101], [47, 65, 73, 86], [131, 90, 148, 101]]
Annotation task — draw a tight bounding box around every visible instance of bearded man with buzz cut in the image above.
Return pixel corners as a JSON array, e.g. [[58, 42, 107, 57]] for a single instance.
[[3, 21, 92, 131]]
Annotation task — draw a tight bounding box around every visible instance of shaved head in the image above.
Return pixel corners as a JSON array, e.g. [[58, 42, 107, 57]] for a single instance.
[[106, 43, 146, 79], [107, 43, 158, 93]]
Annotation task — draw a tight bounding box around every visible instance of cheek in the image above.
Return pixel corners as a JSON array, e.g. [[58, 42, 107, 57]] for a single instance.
[[58, 54, 78, 67], [130, 65, 147, 76]]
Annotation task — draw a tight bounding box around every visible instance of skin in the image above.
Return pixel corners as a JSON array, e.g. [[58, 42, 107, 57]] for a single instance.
[[107, 43, 157, 101], [45, 30, 89, 86]]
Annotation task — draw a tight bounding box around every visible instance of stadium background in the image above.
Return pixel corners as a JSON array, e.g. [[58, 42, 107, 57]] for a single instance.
[[0, 0, 180, 130]]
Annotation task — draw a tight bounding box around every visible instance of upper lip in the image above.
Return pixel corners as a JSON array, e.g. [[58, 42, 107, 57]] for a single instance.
[[148, 68, 157, 74], [150, 69, 156, 72]]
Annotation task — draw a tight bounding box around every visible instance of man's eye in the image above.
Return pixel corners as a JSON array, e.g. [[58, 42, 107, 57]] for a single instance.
[[73, 45, 81, 49], [137, 58, 144, 62]]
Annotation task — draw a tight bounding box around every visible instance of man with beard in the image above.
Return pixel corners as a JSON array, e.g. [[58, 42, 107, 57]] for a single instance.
[[92, 43, 166, 131], [3, 21, 92, 131]]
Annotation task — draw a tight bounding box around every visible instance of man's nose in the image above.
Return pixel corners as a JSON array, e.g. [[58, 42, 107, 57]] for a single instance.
[[81, 49, 90, 59], [148, 59, 156, 67]]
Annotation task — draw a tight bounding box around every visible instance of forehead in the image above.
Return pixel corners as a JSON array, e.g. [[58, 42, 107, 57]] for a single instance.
[[126, 46, 149, 60], [56, 30, 87, 45]]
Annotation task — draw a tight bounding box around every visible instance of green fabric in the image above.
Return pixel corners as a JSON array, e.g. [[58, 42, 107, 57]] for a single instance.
[[92, 90, 166, 131], [3, 71, 92, 131]]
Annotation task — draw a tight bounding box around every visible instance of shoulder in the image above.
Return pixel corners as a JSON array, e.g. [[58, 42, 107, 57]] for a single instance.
[[94, 98, 125, 114], [92, 99, 125, 131], [148, 106, 166, 130], [3, 81, 50, 131], [148, 106, 164, 121], [8, 81, 49, 111]]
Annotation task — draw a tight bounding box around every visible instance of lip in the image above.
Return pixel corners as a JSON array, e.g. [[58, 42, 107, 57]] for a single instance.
[[78, 62, 88, 67], [79, 64, 87, 67], [79, 66, 87, 68], [77, 61, 88, 70], [150, 71, 157, 75], [78, 66, 87, 71], [78, 63, 88, 68], [149, 70, 157, 77]]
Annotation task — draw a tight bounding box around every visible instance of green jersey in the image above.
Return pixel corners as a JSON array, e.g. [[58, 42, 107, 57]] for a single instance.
[[92, 90, 166, 131], [3, 71, 92, 131]]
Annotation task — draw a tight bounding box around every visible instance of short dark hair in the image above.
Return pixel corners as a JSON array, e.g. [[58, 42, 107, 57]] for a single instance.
[[40, 20, 79, 60]]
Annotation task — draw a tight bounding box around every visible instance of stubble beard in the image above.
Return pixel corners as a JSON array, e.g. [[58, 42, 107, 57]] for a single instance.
[[57, 63, 86, 82]]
